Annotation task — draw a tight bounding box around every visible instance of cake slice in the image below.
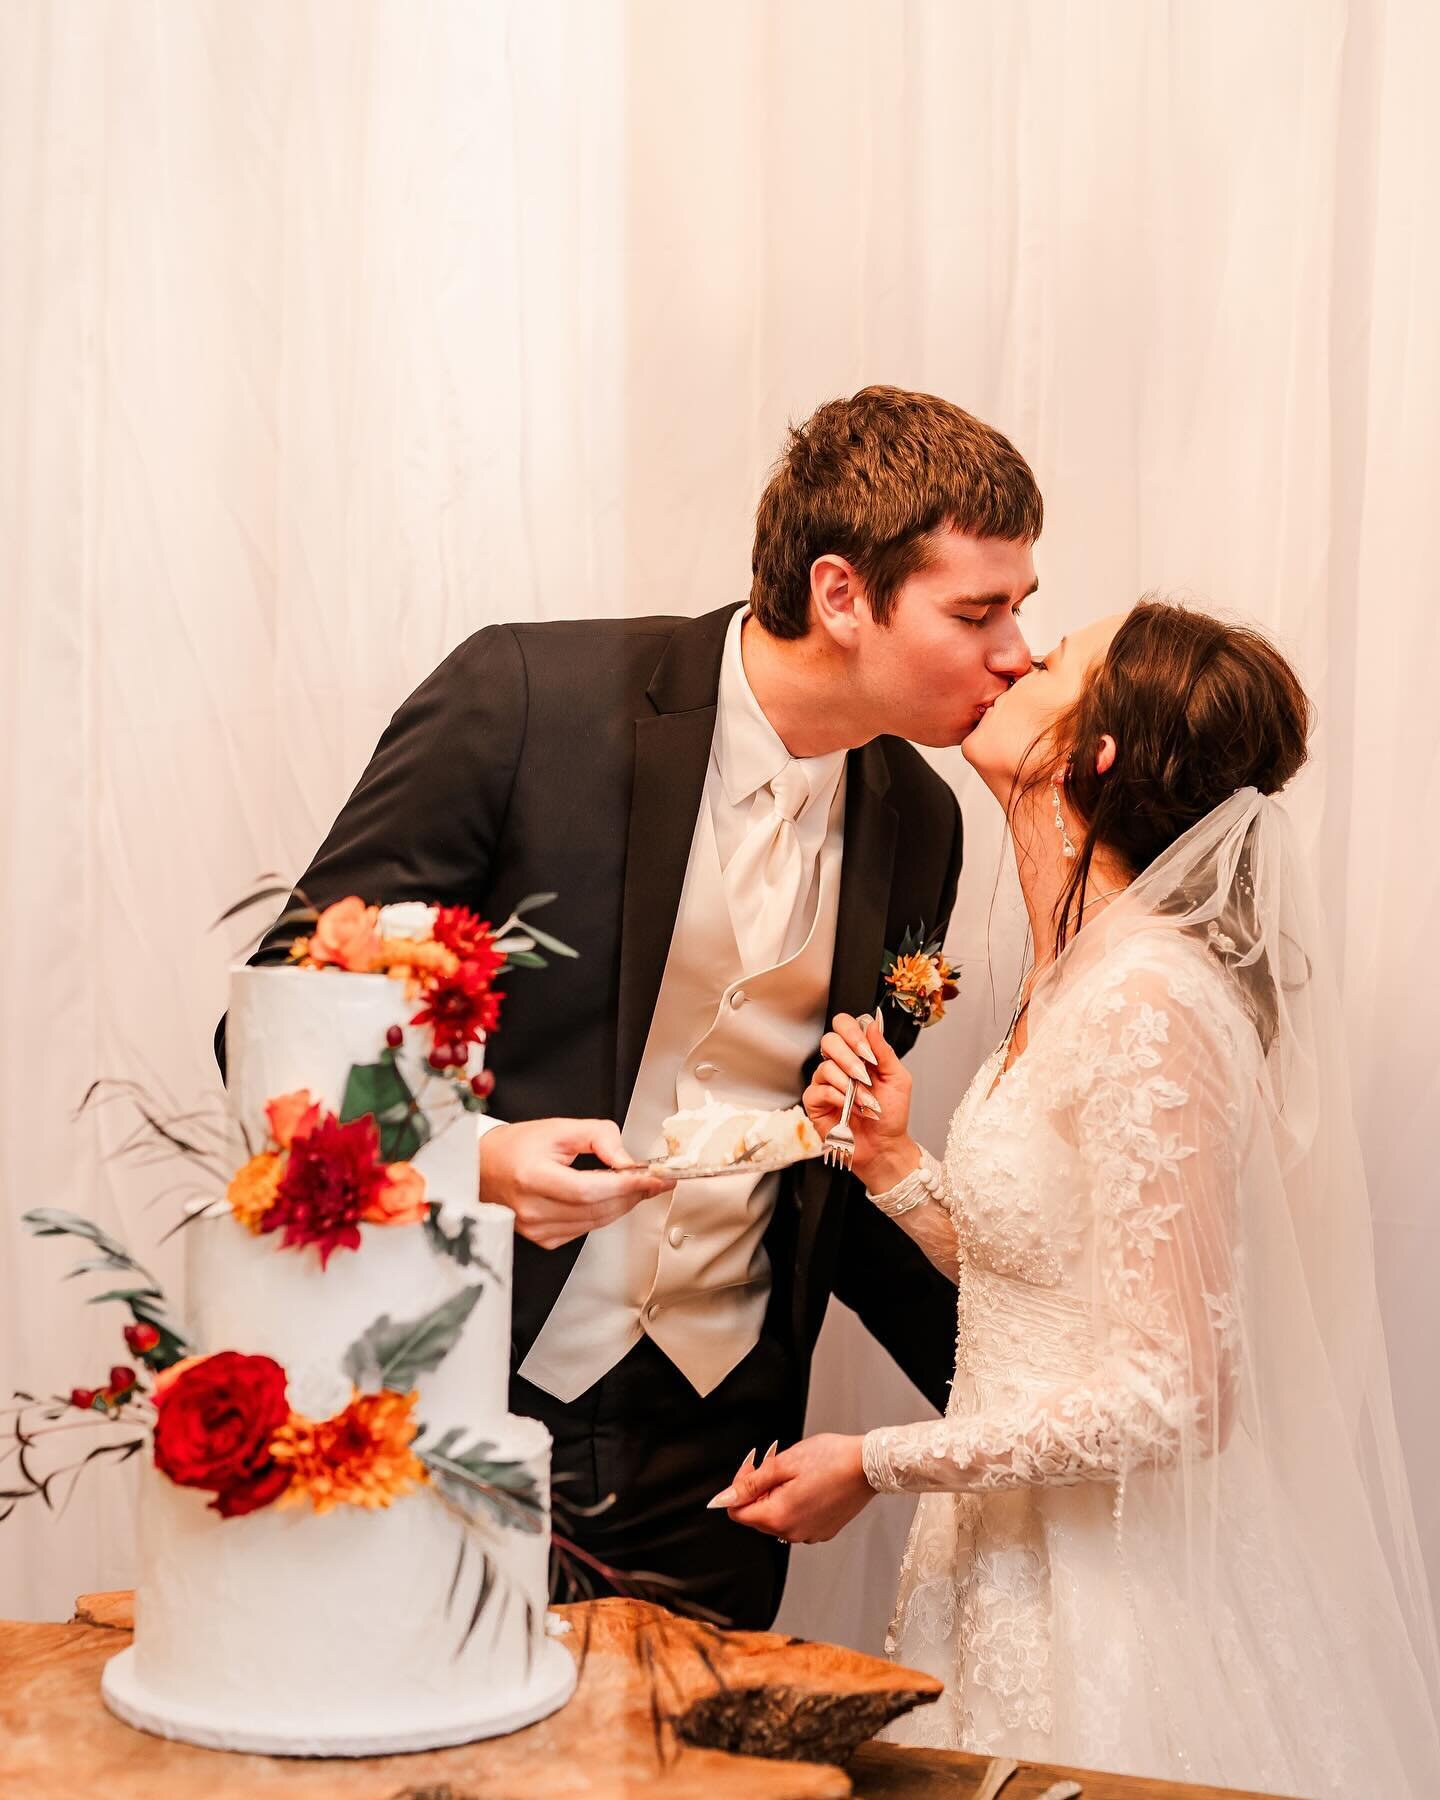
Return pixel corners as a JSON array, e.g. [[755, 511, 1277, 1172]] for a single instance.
[[658, 1097, 822, 1171]]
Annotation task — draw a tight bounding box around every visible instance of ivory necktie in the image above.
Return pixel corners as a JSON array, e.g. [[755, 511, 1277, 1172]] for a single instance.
[[722, 760, 814, 971]]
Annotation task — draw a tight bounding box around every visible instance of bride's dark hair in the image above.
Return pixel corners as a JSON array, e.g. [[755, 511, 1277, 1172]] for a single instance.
[[1030, 600, 1313, 963]]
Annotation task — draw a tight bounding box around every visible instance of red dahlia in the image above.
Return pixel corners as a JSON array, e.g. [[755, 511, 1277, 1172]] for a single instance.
[[431, 906, 503, 979], [260, 1113, 387, 1267], [411, 960, 504, 1066]]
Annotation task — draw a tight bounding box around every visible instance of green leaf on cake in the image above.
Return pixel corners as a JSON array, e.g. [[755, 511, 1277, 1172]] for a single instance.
[[500, 949, 547, 970], [339, 1049, 431, 1162], [518, 921, 579, 960], [422, 1203, 504, 1283], [421, 1427, 544, 1534], [341, 1284, 482, 1393]]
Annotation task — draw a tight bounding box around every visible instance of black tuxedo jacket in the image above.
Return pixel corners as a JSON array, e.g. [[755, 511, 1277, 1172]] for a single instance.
[[239, 604, 963, 1416]]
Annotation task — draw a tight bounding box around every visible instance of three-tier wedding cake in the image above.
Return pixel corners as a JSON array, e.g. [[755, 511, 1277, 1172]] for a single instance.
[[95, 900, 577, 1755]]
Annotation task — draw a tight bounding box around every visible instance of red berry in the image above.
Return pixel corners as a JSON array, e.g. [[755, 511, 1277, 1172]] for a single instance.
[[470, 1070, 495, 1099], [124, 1322, 161, 1355], [107, 1365, 138, 1396], [385, 1024, 404, 1048], [69, 1387, 97, 1411]]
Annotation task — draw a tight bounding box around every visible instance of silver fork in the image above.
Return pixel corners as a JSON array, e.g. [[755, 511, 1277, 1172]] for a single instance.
[[820, 1013, 874, 1171]]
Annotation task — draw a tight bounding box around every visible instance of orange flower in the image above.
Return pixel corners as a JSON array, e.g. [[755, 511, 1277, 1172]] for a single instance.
[[886, 950, 960, 1023], [270, 1389, 427, 1514], [376, 937, 459, 987], [264, 1089, 321, 1151], [362, 1161, 427, 1227], [227, 1151, 284, 1232], [308, 898, 382, 972], [151, 1353, 209, 1400], [888, 951, 944, 999]]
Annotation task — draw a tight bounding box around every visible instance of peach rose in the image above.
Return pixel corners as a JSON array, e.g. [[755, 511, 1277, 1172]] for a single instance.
[[362, 1161, 428, 1227], [308, 898, 382, 972], [264, 1089, 322, 1151]]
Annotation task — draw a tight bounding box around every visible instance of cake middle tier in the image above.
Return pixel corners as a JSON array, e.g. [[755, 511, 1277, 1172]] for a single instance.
[[185, 1203, 515, 1430]]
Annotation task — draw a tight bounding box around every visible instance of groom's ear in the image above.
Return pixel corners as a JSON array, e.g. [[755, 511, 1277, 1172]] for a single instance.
[[810, 553, 866, 648]]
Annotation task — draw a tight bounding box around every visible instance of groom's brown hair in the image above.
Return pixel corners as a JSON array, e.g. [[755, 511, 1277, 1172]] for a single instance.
[[749, 385, 1043, 639]]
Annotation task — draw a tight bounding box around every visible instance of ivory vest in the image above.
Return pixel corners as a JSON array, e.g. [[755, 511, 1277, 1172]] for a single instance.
[[517, 772, 845, 1401]]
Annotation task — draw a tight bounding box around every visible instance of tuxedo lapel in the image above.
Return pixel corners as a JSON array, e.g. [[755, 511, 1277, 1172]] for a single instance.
[[791, 739, 898, 1328], [824, 740, 899, 1029], [615, 605, 741, 1120]]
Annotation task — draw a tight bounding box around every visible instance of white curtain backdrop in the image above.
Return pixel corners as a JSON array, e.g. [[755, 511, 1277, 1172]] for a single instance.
[[3, 0, 1436, 1655]]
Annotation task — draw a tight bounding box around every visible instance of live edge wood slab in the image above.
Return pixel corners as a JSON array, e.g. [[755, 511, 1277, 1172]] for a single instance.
[[0, 1592, 1294, 1800]]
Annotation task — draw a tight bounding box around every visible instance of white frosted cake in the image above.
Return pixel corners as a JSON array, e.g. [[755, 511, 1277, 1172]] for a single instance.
[[658, 1096, 822, 1171], [100, 957, 576, 1756]]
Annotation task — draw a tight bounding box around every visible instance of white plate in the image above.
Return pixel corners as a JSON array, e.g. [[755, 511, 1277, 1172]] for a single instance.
[[645, 1149, 821, 1181]]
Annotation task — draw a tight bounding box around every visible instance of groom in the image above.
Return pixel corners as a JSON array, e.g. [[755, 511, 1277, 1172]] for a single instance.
[[245, 386, 1040, 1628]]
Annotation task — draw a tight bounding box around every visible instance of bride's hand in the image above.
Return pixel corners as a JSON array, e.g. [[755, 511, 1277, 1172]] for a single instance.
[[707, 1435, 875, 1545], [803, 1010, 915, 1190]]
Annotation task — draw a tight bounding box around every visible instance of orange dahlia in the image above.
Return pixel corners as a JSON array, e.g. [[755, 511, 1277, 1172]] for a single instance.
[[270, 1389, 427, 1514], [227, 1151, 284, 1232], [377, 937, 459, 988]]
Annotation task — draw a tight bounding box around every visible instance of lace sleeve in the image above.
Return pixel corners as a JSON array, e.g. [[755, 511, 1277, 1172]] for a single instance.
[[866, 1147, 962, 1283], [863, 951, 1246, 1495]]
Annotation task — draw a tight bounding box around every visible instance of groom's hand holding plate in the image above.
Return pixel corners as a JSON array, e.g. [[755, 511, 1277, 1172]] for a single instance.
[[479, 1117, 675, 1251]]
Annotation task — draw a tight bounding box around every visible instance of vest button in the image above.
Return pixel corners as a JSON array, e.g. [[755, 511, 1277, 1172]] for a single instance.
[[667, 1226, 687, 1249], [695, 1063, 718, 1082], [729, 988, 748, 1009]]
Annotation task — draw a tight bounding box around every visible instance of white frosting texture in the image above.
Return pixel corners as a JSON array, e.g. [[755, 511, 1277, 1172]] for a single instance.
[[109, 964, 569, 1752]]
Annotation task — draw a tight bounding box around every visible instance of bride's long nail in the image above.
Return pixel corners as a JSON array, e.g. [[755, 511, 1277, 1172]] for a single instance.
[[858, 1092, 883, 1118], [856, 1041, 878, 1067], [762, 1439, 779, 1464], [851, 1062, 873, 1088], [707, 1486, 740, 1510]]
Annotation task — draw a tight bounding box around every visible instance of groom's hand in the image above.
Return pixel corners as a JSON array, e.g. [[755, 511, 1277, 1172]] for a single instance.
[[479, 1118, 674, 1250]]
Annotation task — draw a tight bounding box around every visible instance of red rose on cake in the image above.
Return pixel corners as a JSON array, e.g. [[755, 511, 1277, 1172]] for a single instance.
[[152, 1352, 292, 1518]]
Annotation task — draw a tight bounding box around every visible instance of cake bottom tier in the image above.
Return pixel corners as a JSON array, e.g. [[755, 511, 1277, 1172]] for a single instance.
[[111, 1414, 572, 1754]]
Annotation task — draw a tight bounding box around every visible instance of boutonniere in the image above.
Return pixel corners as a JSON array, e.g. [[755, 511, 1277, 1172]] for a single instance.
[[880, 925, 959, 1028]]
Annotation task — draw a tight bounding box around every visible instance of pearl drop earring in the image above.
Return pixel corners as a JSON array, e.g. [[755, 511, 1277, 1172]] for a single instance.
[[1051, 780, 1076, 859]]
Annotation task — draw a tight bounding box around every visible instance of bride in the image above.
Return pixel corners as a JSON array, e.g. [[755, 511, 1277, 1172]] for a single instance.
[[713, 600, 1440, 1794]]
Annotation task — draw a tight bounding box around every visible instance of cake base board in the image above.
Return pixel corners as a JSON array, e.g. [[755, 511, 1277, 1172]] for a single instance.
[[99, 1636, 577, 1758]]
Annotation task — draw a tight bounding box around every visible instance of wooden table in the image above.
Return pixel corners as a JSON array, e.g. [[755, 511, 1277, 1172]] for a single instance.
[[0, 1592, 1294, 1799]]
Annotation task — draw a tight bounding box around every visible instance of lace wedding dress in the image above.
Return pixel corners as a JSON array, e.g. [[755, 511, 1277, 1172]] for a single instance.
[[860, 792, 1440, 1796]]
